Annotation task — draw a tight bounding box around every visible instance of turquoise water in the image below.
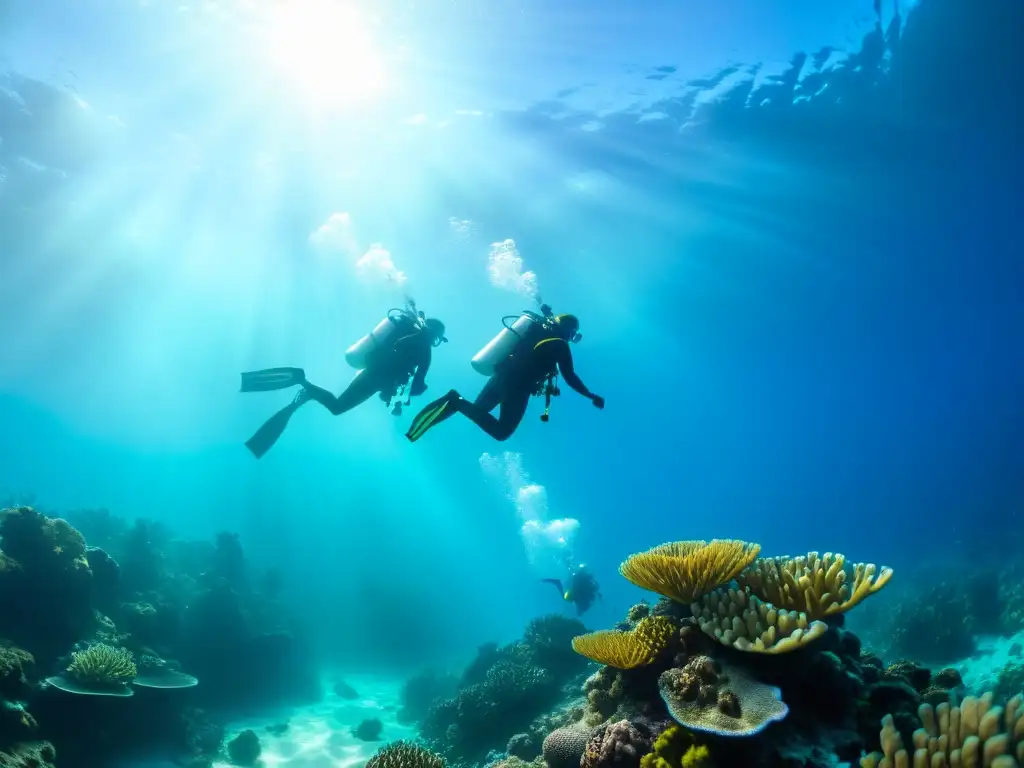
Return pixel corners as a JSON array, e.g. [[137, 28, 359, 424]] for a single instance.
[[1, 0, 1023, 765]]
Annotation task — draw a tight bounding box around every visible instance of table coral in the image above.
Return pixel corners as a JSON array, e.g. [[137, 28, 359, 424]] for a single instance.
[[619, 540, 761, 605]]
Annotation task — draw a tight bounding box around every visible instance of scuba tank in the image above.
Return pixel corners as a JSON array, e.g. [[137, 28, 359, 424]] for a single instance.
[[470, 304, 555, 377], [344, 305, 422, 370]]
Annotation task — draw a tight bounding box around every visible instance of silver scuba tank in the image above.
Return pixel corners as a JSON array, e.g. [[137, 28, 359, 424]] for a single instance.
[[344, 309, 419, 370], [470, 311, 545, 376]]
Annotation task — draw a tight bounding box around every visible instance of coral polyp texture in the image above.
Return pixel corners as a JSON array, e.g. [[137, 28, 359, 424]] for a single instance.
[[66, 643, 137, 685], [640, 725, 712, 768], [862, 693, 1024, 768], [691, 587, 827, 653], [618, 540, 762, 604], [571, 616, 677, 669], [365, 741, 447, 768], [658, 655, 789, 737], [736, 551, 893, 619]]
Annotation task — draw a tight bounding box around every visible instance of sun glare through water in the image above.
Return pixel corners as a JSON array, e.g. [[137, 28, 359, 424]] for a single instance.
[[253, 0, 387, 110]]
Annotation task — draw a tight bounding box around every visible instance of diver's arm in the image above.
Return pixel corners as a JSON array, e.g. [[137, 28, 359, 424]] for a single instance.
[[410, 345, 432, 395], [555, 343, 595, 399]]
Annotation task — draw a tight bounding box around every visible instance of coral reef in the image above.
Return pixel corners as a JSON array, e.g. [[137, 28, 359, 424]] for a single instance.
[[571, 618, 677, 670], [691, 588, 827, 653], [640, 725, 711, 768], [657, 656, 788, 736], [735, 552, 893, 619], [581, 719, 653, 768], [366, 741, 447, 768], [0, 503, 316, 768], [861, 694, 1024, 767], [618, 541, 761, 604], [543, 725, 592, 768]]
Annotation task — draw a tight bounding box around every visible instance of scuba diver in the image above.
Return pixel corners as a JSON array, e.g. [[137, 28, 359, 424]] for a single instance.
[[240, 301, 447, 459], [405, 304, 603, 443], [542, 564, 601, 616]]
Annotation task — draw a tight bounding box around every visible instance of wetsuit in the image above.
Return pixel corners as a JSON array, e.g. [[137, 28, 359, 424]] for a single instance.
[[303, 329, 432, 416], [406, 329, 598, 443], [245, 327, 433, 459]]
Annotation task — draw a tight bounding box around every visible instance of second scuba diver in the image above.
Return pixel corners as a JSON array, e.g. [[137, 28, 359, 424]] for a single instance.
[[542, 563, 601, 616], [405, 304, 604, 443], [240, 302, 447, 458]]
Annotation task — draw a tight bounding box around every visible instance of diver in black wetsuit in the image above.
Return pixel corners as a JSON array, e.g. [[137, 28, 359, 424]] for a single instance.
[[542, 564, 601, 616], [405, 310, 603, 443], [241, 314, 446, 458]]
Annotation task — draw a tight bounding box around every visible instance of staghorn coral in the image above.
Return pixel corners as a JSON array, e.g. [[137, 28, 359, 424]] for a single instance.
[[691, 587, 827, 653], [736, 551, 893, 620], [658, 656, 789, 737], [571, 617, 677, 670], [639, 725, 711, 768], [581, 719, 653, 768], [543, 725, 592, 768], [860, 693, 1024, 767], [65, 643, 137, 685], [619, 540, 761, 604], [366, 741, 447, 768]]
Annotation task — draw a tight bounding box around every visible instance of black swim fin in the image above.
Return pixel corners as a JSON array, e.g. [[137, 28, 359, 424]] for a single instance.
[[541, 578, 564, 596], [245, 392, 309, 459], [240, 367, 305, 393]]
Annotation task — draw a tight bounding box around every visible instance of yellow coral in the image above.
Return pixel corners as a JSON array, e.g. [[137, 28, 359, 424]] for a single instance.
[[619, 540, 761, 604], [860, 693, 1024, 767], [736, 552, 892, 620], [572, 616, 676, 669], [639, 725, 711, 768], [681, 745, 711, 768], [691, 587, 827, 654]]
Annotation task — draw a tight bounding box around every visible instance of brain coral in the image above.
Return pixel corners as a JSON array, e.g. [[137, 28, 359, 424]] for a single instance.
[[543, 726, 591, 768]]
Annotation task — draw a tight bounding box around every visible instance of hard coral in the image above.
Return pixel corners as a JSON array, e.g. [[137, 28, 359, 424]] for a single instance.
[[581, 719, 653, 768], [0, 741, 56, 768], [691, 587, 826, 654], [0, 643, 33, 700], [737, 552, 893, 620], [861, 693, 1024, 767], [65, 643, 136, 686], [543, 726, 591, 768], [572, 617, 677, 670], [639, 725, 710, 768], [619, 540, 761, 604], [658, 656, 789, 737], [366, 741, 446, 768], [0, 507, 89, 574]]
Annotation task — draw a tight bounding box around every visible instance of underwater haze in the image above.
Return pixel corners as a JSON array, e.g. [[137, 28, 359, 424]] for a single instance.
[[1, 0, 1024, 765]]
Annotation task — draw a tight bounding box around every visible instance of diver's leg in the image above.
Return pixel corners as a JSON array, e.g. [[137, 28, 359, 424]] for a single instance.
[[472, 377, 504, 412], [302, 370, 381, 416], [456, 385, 531, 442], [406, 376, 502, 443]]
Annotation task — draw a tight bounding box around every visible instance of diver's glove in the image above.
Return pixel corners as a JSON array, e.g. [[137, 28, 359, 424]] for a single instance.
[[591, 394, 605, 409]]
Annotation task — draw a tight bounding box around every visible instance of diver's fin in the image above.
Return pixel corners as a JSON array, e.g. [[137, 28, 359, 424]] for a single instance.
[[541, 578, 564, 596], [245, 395, 308, 459], [240, 367, 306, 393], [405, 390, 458, 443]]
